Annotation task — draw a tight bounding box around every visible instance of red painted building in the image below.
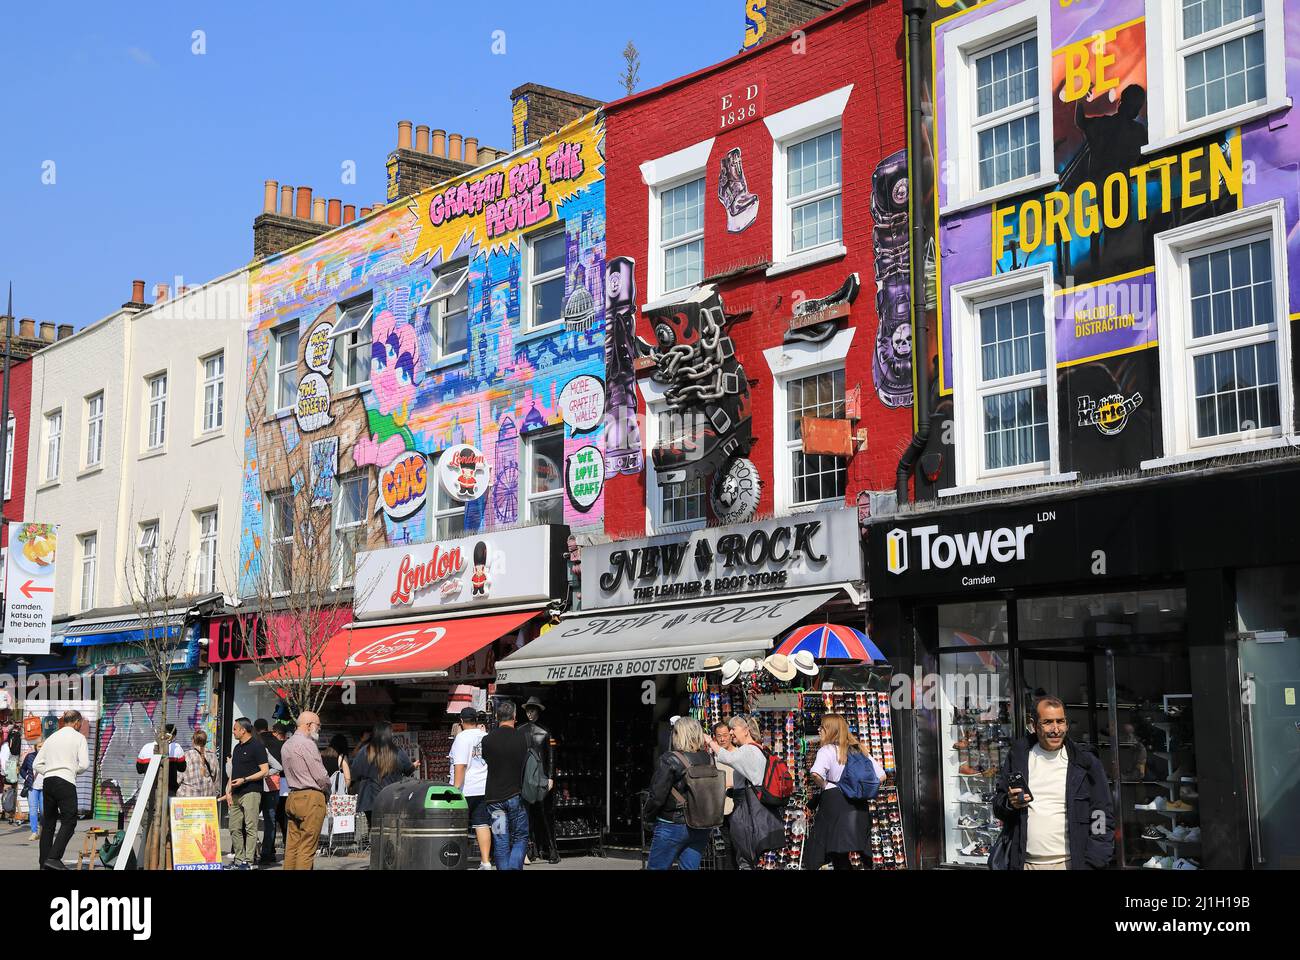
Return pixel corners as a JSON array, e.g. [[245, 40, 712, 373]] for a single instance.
[[2, 357, 32, 547], [602, 0, 910, 539]]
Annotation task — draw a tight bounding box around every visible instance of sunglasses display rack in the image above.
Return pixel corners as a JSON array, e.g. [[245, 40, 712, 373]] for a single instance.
[[417, 729, 452, 784], [686, 674, 745, 730]]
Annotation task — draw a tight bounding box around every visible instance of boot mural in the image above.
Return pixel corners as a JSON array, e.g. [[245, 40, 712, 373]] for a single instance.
[[717, 147, 760, 233], [870, 149, 913, 409]]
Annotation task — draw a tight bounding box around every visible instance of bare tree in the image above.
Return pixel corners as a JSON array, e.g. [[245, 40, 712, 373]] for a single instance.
[[619, 40, 641, 95], [121, 502, 194, 871]]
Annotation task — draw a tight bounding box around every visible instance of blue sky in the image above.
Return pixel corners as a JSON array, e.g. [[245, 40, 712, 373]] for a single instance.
[[0, 1, 739, 326]]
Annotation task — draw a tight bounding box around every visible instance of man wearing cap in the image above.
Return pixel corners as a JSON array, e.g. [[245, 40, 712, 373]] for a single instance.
[[449, 707, 493, 869], [517, 696, 558, 864]]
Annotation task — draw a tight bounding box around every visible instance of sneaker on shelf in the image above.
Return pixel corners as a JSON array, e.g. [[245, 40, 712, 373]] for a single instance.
[[1140, 826, 1164, 841], [1167, 825, 1190, 841], [1135, 796, 1166, 811], [1166, 799, 1194, 812], [1173, 857, 1199, 870], [957, 815, 982, 828], [1180, 786, 1199, 800], [1184, 826, 1201, 842], [1142, 855, 1163, 868]]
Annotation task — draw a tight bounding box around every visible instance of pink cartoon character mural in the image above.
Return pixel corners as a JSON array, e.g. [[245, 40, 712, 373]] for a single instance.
[[353, 308, 420, 467]]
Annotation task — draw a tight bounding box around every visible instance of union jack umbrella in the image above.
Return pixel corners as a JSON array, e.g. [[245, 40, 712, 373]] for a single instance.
[[773, 623, 885, 662]]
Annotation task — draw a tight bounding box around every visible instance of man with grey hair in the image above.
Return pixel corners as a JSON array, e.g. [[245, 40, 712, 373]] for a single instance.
[[281, 711, 331, 870], [34, 710, 88, 870], [222, 717, 268, 870], [481, 700, 530, 870]]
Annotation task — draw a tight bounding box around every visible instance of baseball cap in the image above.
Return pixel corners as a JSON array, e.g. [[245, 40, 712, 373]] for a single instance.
[[459, 707, 479, 723]]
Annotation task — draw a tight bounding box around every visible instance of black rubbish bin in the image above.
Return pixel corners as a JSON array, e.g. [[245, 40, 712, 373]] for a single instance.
[[369, 781, 470, 871]]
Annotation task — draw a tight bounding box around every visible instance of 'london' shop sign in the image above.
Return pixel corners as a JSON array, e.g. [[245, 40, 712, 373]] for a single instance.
[[583, 509, 862, 609]]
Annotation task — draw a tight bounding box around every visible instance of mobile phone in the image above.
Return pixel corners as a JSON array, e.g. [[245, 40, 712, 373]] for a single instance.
[[1008, 771, 1032, 803]]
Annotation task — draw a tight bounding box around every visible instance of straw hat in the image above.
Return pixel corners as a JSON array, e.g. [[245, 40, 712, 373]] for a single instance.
[[792, 651, 819, 676], [764, 654, 797, 682], [701, 656, 723, 671]]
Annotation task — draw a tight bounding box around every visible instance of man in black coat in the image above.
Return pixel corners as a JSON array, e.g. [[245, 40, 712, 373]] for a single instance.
[[992, 695, 1115, 870], [517, 697, 559, 864]]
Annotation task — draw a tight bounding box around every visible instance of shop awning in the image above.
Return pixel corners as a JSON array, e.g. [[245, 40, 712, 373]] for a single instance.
[[251, 609, 538, 685], [495, 592, 837, 685]]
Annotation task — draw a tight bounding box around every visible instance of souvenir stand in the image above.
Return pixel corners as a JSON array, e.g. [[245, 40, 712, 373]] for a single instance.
[[687, 627, 907, 870]]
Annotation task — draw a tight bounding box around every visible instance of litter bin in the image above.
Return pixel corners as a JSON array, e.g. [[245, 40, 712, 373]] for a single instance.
[[369, 781, 470, 870]]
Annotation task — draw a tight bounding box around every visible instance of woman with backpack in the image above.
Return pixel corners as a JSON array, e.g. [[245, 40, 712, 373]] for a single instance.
[[804, 713, 877, 870], [20, 739, 43, 840], [643, 718, 720, 870], [707, 715, 785, 869], [177, 730, 220, 797], [349, 722, 417, 843]]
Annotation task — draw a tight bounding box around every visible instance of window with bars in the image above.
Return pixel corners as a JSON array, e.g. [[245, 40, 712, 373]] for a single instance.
[[786, 129, 843, 254], [973, 34, 1040, 191], [524, 430, 564, 524], [527, 227, 567, 329], [421, 262, 469, 361], [202, 353, 224, 432], [333, 473, 368, 586], [976, 293, 1050, 473], [269, 491, 294, 595], [785, 369, 848, 506], [196, 509, 218, 595], [1179, 0, 1266, 123], [84, 393, 104, 467], [1185, 236, 1282, 440], [80, 533, 97, 612], [660, 178, 705, 294], [333, 297, 373, 390], [44, 410, 62, 482], [147, 374, 167, 449], [275, 324, 299, 411]]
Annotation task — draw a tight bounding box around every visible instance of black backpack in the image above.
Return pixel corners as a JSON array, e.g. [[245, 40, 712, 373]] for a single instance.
[[670, 752, 726, 829]]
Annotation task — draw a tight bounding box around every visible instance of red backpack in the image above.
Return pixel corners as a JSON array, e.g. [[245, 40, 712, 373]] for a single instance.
[[754, 744, 794, 807]]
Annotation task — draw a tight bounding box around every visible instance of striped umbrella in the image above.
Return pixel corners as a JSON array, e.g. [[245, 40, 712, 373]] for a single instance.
[[774, 623, 885, 662]]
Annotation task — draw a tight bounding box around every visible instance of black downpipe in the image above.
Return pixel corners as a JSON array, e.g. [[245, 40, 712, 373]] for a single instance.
[[896, 0, 933, 504]]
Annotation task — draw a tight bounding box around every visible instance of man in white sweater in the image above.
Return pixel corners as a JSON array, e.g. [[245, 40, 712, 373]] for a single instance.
[[33, 710, 89, 870]]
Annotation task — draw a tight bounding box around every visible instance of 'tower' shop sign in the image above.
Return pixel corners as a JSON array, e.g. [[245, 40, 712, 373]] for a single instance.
[[582, 510, 862, 609]]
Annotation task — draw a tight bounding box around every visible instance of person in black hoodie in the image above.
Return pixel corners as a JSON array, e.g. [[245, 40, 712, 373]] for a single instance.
[[992, 695, 1115, 870], [643, 717, 716, 870]]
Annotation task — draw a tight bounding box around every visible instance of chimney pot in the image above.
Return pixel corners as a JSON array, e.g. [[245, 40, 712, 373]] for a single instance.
[[263, 179, 279, 213], [57, 323, 73, 340], [154, 283, 169, 303], [39, 321, 55, 342], [313, 198, 327, 223], [464, 137, 479, 165], [280, 184, 294, 217], [397, 120, 413, 150], [132, 279, 146, 304], [343, 203, 357, 224], [448, 133, 463, 162], [295, 186, 313, 220], [359, 206, 372, 217], [19, 319, 35, 339], [327, 198, 342, 226], [432, 129, 446, 158], [415, 125, 430, 153]]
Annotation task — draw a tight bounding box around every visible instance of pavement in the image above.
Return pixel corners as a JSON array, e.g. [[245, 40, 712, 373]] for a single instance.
[[0, 816, 642, 871]]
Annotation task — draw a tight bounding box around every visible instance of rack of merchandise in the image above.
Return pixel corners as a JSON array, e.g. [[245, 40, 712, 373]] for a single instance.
[[688, 672, 907, 870], [552, 739, 606, 856], [416, 729, 452, 784], [938, 690, 1012, 865], [1134, 695, 1199, 870]]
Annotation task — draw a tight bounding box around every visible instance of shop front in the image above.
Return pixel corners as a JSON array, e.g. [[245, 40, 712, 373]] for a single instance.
[[496, 508, 879, 849], [866, 463, 1300, 871], [254, 524, 569, 782]]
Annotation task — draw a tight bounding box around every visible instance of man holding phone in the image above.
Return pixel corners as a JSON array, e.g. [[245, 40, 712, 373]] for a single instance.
[[992, 695, 1114, 870]]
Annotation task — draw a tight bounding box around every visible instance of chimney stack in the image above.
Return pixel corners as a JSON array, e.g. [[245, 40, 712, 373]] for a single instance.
[[745, 0, 845, 48], [154, 283, 169, 303], [448, 133, 463, 162], [432, 129, 446, 157], [343, 204, 356, 224], [263, 180, 279, 213], [123, 279, 148, 309], [57, 324, 73, 340], [19, 319, 35, 339], [327, 198, 342, 226], [254, 182, 332, 258], [39, 321, 55, 342], [509, 84, 602, 150], [385, 124, 476, 202], [397, 120, 413, 150]]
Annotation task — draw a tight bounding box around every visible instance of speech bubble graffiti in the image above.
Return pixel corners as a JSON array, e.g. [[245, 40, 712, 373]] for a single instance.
[[294, 372, 335, 432], [305, 319, 335, 374], [559, 374, 606, 434]]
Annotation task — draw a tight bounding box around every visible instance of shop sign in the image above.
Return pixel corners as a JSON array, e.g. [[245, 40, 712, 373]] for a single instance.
[[583, 509, 862, 609], [3, 522, 58, 655], [380, 451, 429, 521], [437, 445, 490, 502], [354, 525, 557, 619]]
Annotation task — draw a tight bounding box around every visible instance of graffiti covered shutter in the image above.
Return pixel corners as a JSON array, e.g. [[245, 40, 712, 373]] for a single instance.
[[94, 671, 208, 820]]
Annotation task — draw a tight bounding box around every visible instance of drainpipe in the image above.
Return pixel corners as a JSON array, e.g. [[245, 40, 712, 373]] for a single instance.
[[896, 0, 937, 505]]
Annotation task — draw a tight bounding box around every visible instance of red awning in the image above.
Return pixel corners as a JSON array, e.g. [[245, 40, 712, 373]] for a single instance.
[[252, 609, 539, 684]]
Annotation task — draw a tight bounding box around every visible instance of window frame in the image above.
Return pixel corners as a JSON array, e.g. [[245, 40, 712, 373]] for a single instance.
[[939, 0, 1055, 213], [640, 137, 715, 303], [146, 372, 168, 450], [201, 352, 225, 433], [85, 391, 104, 467], [656, 176, 706, 297], [274, 323, 300, 413], [781, 366, 850, 511], [79, 532, 97, 612], [333, 296, 374, 391], [196, 508, 218, 595], [1153, 199, 1294, 459], [268, 490, 294, 596], [641, 392, 709, 534], [43, 409, 62, 483], [525, 225, 568, 331], [522, 428, 565, 525], [1145, 0, 1289, 153], [431, 472, 467, 540], [332, 471, 368, 587], [782, 126, 844, 258], [137, 520, 160, 591], [949, 263, 1061, 489], [420, 261, 470, 363]]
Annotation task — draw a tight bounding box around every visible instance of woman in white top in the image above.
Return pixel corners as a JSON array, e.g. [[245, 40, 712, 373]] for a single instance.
[[706, 715, 784, 869], [805, 713, 873, 870]]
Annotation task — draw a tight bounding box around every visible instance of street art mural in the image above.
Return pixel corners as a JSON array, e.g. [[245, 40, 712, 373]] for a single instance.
[[638, 285, 759, 523], [918, 0, 1300, 486], [870, 149, 913, 408], [717, 147, 760, 233], [604, 256, 643, 477], [241, 113, 607, 579]]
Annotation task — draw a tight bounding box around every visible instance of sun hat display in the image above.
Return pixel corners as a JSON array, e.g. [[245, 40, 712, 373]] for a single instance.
[[763, 654, 797, 682], [791, 650, 819, 676], [721, 659, 742, 685]]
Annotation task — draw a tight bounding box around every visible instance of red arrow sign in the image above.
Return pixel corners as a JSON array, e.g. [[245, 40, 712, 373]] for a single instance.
[[20, 580, 53, 600]]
